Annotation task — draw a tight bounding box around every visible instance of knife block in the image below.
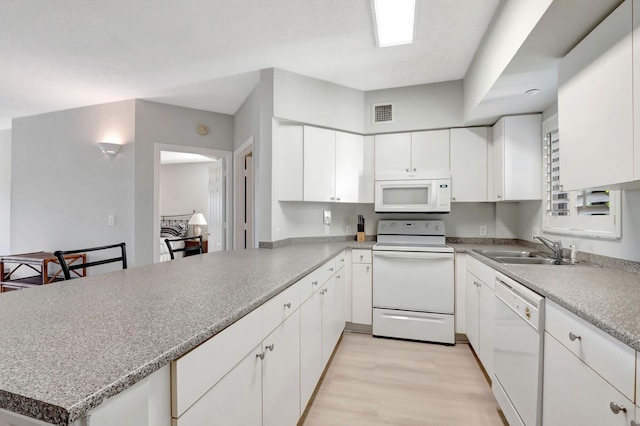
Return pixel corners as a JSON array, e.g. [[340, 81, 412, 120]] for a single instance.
[[356, 232, 365, 242]]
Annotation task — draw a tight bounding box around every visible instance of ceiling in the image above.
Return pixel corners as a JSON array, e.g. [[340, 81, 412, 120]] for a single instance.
[[0, 0, 501, 130]]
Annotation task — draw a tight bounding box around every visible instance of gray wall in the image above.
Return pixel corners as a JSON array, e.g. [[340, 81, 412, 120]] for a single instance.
[[0, 129, 12, 255], [363, 80, 465, 134], [134, 100, 233, 265], [11, 101, 136, 264], [233, 87, 260, 151]]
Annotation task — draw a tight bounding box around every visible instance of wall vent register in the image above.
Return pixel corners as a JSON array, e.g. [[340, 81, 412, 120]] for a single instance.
[[372, 102, 394, 124]]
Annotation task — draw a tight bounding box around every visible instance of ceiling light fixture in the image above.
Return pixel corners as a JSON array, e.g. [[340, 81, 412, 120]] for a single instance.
[[372, 0, 416, 47], [525, 89, 541, 96]]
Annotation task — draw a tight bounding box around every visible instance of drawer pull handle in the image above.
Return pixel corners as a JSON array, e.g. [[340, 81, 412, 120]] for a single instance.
[[360, 255, 364, 260], [312, 281, 318, 286], [474, 281, 481, 288], [569, 332, 581, 341], [329, 267, 334, 272], [609, 401, 627, 414], [320, 289, 327, 295], [256, 352, 265, 360], [266, 343, 275, 352], [337, 275, 341, 279], [284, 302, 291, 309], [366, 266, 370, 272]]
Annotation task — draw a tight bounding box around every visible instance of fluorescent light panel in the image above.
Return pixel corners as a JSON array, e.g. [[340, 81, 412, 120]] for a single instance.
[[373, 0, 416, 47]]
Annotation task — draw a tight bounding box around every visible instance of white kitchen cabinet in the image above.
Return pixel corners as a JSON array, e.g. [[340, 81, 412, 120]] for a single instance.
[[543, 332, 633, 425], [411, 129, 450, 175], [277, 124, 304, 201], [303, 126, 373, 203], [450, 127, 489, 202], [634, 0, 640, 182], [173, 348, 261, 426], [262, 310, 301, 426], [86, 365, 170, 426], [454, 253, 466, 334], [300, 287, 323, 413], [321, 275, 340, 367], [374, 130, 450, 178], [351, 249, 372, 325], [465, 256, 495, 378], [374, 132, 411, 176], [559, 0, 634, 190], [304, 126, 336, 202], [489, 114, 542, 201]]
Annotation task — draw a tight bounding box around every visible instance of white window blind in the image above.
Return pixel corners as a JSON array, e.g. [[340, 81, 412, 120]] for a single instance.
[[542, 116, 620, 239]]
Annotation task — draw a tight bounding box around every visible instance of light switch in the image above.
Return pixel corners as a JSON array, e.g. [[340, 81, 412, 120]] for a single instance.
[[108, 215, 115, 226], [323, 210, 331, 225]]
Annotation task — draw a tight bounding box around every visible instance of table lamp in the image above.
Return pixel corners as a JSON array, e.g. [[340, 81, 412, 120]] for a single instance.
[[188, 212, 207, 237]]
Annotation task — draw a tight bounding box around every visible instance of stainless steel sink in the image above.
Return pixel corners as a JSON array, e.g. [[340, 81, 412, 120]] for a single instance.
[[474, 249, 547, 259], [473, 249, 596, 266]]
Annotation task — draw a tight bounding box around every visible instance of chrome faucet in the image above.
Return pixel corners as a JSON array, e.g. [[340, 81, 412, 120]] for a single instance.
[[534, 235, 564, 259]]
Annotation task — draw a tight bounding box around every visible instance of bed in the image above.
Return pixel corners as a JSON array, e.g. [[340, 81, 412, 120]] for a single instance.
[[159, 214, 190, 262]]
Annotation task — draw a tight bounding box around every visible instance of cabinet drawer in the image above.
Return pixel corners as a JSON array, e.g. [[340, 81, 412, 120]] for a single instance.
[[352, 249, 372, 264], [545, 300, 635, 400], [334, 250, 346, 271], [262, 281, 301, 339], [300, 267, 324, 302], [466, 255, 495, 290], [171, 307, 263, 418]]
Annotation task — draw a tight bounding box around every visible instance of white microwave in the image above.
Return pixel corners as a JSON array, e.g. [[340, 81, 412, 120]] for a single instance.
[[374, 178, 451, 213]]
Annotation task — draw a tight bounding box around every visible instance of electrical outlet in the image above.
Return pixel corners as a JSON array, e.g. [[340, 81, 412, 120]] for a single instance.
[[532, 227, 540, 238], [108, 215, 115, 226], [479, 225, 487, 236], [276, 228, 281, 239], [323, 210, 331, 225], [346, 225, 352, 235]]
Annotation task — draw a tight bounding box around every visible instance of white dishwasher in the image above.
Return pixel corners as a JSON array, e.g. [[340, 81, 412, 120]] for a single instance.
[[492, 272, 544, 426], [372, 219, 454, 344]]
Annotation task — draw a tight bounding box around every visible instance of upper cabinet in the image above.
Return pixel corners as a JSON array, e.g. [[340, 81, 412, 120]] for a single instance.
[[558, 0, 635, 190], [277, 124, 374, 203], [374, 130, 449, 178], [489, 115, 542, 201], [450, 127, 489, 202]]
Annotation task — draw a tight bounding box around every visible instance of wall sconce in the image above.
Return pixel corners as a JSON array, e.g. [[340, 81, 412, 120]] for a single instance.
[[98, 142, 122, 158]]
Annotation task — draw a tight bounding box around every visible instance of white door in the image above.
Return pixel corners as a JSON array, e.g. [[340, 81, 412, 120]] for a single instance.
[[209, 158, 226, 251], [372, 251, 454, 313]]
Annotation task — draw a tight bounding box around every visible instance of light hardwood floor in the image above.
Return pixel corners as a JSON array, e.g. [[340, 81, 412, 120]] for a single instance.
[[302, 332, 506, 426]]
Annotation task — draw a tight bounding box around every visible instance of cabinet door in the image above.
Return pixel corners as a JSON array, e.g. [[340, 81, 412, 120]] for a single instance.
[[352, 263, 372, 325], [262, 310, 301, 426], [277, 124, 304, 201], [450, 128, 488, 202], [559, 0, 633, 190], [490, 119, 504, 201], [454, 253, 466, 334], [478, 284, 495, 379], [303, 126, 336, 202], [175, 348, 262, 426], [335, 131, 364, 203], [362, 135, 375, 203], [502, 115, 542, 200], [411, 129, 450, 175], [374, 133, 411, 177], [635, 0, 640, 181], [333, 269, 346, 339], [465, 271, 480, 352], [300, 290, 322, 414], [321, 275, 340, 367], [543, 333, 633, 426]]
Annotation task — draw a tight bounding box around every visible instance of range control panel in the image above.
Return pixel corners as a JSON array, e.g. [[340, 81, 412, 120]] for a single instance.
[[377, 219, 445, 237]]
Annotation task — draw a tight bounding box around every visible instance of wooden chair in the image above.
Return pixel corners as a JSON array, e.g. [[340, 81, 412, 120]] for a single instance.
[[165, 236, 203, 260], [54, 242, 127, 280]]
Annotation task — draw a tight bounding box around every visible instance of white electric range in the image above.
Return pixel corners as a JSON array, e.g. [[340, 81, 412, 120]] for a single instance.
[[372, 219, 455, 344]]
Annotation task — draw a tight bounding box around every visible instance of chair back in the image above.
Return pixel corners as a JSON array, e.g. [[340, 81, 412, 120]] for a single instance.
[[54, 242, 127, 280], [165, 236, 203, 260]]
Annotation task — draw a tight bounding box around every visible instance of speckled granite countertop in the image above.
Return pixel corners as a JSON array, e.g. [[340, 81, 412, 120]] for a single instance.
[[0, 241, 374, 425], [451, 243, 640, 352]]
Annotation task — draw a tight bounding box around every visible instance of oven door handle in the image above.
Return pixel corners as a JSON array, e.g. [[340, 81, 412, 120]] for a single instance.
[[373, 251, 453, 260]]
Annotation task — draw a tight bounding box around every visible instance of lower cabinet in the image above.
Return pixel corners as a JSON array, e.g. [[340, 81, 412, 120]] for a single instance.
[[172, 251, 347, 426], [464, 257, 495, 378], [543, 333, 633, 425], [262, 311, 301, 426], [351, 249, 372, 325]]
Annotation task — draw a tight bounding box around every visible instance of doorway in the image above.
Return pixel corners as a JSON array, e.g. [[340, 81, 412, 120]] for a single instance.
[[234, 137, 255, 249], [153, 144, 232, 262]]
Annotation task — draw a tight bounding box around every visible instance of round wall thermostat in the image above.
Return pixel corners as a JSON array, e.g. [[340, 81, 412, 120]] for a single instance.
[[196, 124, 209, 135]]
